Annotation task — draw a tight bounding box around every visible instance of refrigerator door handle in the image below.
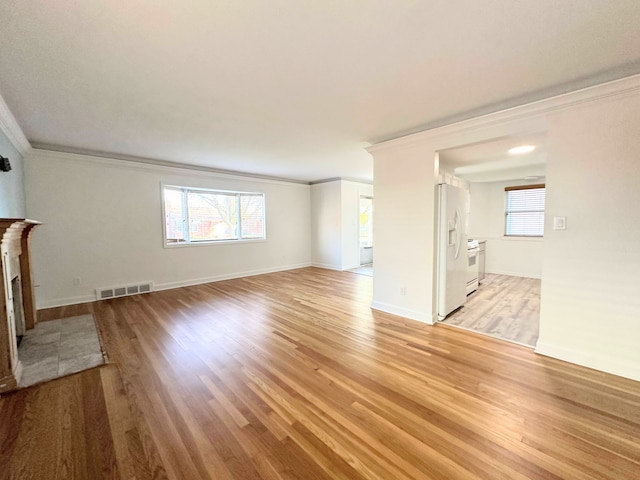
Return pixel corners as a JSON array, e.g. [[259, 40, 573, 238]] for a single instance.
[[454, 208, 461, 260]]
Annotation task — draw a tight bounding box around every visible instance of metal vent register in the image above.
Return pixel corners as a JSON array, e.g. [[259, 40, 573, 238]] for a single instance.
[[96, 282, 153, 300]]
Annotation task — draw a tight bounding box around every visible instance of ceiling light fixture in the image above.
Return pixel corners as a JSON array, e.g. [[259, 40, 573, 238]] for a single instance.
[[508, 145, 536, 155]]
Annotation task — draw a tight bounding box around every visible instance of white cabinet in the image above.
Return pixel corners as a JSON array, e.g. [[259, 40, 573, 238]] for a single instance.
[[360, 246, 373, 265], [478, 240, 486, 282]]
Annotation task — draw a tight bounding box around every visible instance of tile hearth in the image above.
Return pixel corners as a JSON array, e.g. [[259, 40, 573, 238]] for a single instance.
[[18, 314, 105, 387]]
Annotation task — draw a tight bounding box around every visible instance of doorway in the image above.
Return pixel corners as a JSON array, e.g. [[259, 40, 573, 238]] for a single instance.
[[435, 135, 546, 347], [350, 196, 373, 276]]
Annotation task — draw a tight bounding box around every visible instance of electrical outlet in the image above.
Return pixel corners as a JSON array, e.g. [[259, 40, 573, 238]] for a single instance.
[[400, 286, 406, 296], [73, 277, 81, 286]]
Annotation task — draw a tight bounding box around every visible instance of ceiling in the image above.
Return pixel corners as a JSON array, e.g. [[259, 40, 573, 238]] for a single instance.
[[1, 1, 640, 183], [439, 133, 547, 183]]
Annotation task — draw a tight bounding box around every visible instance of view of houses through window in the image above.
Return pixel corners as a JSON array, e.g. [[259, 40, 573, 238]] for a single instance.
[[164, 186, 265, 244]]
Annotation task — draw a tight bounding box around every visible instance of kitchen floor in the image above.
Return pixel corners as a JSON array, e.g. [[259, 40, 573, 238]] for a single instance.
[[441, 273, 540, 346], [348, 263, 373, 277]]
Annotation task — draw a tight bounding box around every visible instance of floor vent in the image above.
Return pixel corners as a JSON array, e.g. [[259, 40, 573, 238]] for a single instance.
[[96, 282, 154, 301]]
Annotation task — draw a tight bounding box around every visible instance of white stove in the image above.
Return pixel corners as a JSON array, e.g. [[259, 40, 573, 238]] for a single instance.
[[466, 239, 480, 294]]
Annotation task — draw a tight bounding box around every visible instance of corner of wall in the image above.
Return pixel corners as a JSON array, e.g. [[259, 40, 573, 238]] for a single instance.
[[371, 301, 434, 325]]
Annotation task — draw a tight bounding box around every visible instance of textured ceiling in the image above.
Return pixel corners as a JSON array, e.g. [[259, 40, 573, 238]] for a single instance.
[[1, 1, 640, 182]]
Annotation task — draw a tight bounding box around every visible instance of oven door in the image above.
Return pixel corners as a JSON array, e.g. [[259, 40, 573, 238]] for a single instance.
[[466, 247, 479, 294]]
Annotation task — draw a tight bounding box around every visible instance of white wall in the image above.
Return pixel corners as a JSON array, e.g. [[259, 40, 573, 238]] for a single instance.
[[0, 128, 25, 218], [369, 75, 640, 381], [536, 92, 640, 380], [469, 180, 544, 278], [371, 143, 437, 323], [24, 150, 311, 308], [310, 179, 372, 270], [311, 181, 342, 269]]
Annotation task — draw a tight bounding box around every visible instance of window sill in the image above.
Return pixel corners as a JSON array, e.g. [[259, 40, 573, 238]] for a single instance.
[[501, 236, 544, 242], [164, 238, 267, 248], [471, 236, 544, 243]]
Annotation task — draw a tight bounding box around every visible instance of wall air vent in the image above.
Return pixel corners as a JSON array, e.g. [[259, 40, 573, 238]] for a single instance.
[[99, 289, 114, 299], [96, 281, 154, 301]]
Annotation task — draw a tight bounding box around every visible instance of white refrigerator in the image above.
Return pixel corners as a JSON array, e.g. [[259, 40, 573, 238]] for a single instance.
[[436, 184, 469, 320]]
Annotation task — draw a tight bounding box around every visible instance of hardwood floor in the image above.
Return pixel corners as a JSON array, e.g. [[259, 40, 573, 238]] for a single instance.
[[2, 267, 639, 479], [442, 274, 541, 346]]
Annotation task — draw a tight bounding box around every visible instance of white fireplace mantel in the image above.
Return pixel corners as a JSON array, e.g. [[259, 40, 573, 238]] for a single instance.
[[0, 218, 41, 393]]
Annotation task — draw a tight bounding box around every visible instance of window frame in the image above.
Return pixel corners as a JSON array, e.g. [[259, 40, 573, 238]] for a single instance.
[[504, 183, 545, 238], [161, 184, 267, 247]]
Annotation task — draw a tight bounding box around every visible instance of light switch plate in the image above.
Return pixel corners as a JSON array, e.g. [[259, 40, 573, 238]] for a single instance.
[[553, 216, 566, 230]]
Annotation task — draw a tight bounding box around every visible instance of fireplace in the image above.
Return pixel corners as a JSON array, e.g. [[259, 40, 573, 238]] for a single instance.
[[12, 276, 26, 345], [0, 218, 40, 393]]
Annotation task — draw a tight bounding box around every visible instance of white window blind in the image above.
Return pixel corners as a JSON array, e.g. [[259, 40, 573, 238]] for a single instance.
[[163, 186, 265, 245], [505, 185, 545, 237]]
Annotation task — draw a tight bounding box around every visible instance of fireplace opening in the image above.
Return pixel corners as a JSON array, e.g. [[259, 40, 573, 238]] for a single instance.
[[11, 275, 26, 346]]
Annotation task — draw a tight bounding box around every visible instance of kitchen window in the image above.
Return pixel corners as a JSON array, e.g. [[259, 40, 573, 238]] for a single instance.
[[163, 185, 266, 245], [504, 184, 545, 237]]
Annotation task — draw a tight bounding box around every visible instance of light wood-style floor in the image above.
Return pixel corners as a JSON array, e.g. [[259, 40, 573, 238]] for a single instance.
[[2, 267, 639, 479], [442, 274, 540, 347], [348, 263, 373, 277]]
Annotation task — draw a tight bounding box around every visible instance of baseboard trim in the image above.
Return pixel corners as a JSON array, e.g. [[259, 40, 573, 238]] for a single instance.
[[535, 341, 640, 382], [486, 269, 542, 279], [370, 301, 433, 325], [311, 262, 343, 271], [155, 263, 311, 291], [342, 263, 361, 271], [38, 294, 96, 309], [37, 263, 312, 309]]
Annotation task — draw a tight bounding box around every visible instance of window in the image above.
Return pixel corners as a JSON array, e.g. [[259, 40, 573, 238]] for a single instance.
[[163, 186, 265, 245], [505, 184, 545, 237], [359, 196, 373, 248]]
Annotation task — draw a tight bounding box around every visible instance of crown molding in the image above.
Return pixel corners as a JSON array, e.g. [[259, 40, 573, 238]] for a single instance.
[[341, 177, 373, 185], [310, 177, 373, 185], [28, 143, 374, 186], [367, 73, 640, 154], [310, 177, 342, 185], [0, 92, 30, 155], [26, 148, 312, 187]]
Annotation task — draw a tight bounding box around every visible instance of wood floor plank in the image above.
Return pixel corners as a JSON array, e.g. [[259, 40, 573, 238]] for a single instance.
[[3, 267, 640, 479], [99, 366, 145, 480]]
